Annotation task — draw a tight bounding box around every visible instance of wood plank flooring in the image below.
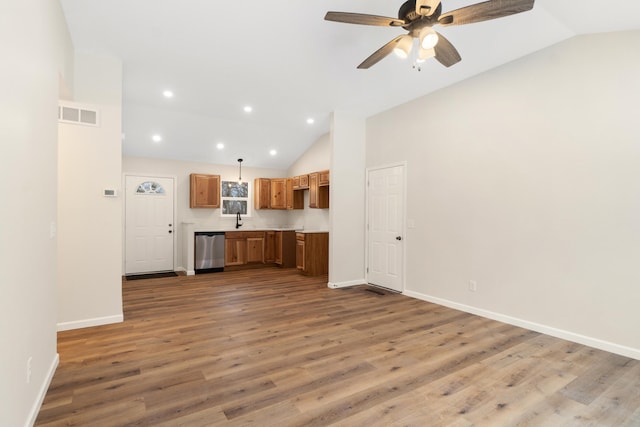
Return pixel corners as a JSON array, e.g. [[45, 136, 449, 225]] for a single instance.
[[36, 268, 640, 426]]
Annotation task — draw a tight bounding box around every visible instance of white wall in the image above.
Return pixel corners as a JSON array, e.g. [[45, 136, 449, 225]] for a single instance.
[[57, 53, 123, 330], [0, 0, 73, 425], [366, 31, 640, 358], [328, 113, 367, 288]]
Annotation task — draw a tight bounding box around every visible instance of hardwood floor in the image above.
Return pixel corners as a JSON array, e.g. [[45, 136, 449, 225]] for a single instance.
[[36, 268, 640, 426]]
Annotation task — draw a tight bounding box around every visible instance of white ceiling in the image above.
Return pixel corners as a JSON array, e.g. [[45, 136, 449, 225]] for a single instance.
[[60, 0, 640, 170]]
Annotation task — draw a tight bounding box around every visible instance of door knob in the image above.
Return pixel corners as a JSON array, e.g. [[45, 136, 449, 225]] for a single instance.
[[396, 236, 402, 241], [168, 230, 173, 234]]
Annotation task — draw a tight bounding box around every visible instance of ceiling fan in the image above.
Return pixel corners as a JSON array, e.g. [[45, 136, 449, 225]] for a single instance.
[[325, 0, 535, 69]]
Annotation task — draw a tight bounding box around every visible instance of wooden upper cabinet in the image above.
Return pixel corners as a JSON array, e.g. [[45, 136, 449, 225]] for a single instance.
[[309, 172, 329, 209], [286, 178, 294, 210], [293, 174, 309, 190], [190, 173, 220, 208], [254, 178, 270, 210], [318, 170, 330, 186], [299, 174, 309, 188], [270, 178, 287, 209], [287, 178, 304, 210]]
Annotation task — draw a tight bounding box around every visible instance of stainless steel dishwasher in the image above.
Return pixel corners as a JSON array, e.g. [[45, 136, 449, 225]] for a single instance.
[[194, 232, 225, 273]]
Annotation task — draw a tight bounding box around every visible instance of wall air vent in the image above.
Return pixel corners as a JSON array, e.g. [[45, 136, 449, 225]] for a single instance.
[[58, 102, 100, 127]]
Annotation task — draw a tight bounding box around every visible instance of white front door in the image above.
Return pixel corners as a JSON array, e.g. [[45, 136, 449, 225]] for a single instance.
[[367, 165, 405, 292], [125, 176, 175, 275]]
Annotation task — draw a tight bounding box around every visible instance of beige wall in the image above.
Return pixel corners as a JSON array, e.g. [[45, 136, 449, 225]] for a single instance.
[[0, 0, 74, 425], [366, 31, 640, 358]]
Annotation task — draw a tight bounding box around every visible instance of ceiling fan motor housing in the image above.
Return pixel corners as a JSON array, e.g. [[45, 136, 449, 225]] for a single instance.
[[399, 0, 442, 32]]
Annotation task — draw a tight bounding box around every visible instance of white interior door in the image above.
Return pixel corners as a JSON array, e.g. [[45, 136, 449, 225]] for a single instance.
[[125, 176, 175, 275], [367, 165, 405, 292]]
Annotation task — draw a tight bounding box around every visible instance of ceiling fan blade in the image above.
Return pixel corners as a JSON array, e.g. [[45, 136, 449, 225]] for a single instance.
[[433, 32, 461, 67], [357, 36, 405, 69], [438, 0, 534, 26], [324, 12, 406, 27]]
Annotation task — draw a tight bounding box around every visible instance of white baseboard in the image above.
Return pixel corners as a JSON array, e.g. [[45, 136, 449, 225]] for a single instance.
[[57, 314, 124, 332], [26, 352, 59, 427], [404, 290, 640, 360], [175, 267, 195, 276], [328, 279, 366, 289]]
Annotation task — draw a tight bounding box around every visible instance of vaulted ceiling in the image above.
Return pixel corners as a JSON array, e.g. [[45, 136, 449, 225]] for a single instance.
[[60, 0, 640, 169]]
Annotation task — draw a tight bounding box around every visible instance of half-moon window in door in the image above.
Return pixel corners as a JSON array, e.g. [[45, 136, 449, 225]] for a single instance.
[[135, 181, 165, 194]]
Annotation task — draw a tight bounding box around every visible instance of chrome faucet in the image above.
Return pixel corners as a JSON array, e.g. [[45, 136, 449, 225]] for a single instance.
[[235, 211, 243, 229]]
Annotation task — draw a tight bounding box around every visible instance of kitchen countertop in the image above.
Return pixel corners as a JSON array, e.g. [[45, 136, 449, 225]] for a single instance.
[[225, 228, 298, 232]]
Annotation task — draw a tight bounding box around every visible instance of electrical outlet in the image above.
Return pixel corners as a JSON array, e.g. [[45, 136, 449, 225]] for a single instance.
[[469, 280, 477, 292], [27, 356, 33, 383]]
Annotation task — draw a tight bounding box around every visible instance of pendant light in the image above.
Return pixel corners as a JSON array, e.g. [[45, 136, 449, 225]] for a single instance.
[[237, 158, 243, 183]]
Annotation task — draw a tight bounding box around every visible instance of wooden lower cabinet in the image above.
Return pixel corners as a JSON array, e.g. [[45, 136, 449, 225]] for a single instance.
[[296, 237, 305, 271], [224, 238, 246, 266], [296, 232, 328, 276], [246, 237, 264, 263], [224, 230, 299, 268], [277, 231, 296, 268], [265, 231, 276, 263], [225, 231, 265, 266]]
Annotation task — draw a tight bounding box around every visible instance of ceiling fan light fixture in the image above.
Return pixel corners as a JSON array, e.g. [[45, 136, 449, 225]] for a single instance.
[[420, 27, 439, 50], [393, 35, 413, 59], [415, 0, 441, 17], [417, 47, 436, 63]]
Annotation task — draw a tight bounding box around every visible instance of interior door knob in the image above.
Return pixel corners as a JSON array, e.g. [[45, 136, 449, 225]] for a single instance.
[[396, 236, 402, 241]]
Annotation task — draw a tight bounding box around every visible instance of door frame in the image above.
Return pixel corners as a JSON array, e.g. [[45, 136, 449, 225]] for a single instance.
[[122, 173, 178, 275], [365, 161, 408, 293]]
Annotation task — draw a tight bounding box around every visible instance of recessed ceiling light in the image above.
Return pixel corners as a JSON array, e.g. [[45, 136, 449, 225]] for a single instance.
[[306, 118, 315, 124], [216, 143, 224, 150], [152, 134, 162, 143], [244, 106, 252, 113], [269, 149, 277, 156], [162, 90, 174, 98]]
